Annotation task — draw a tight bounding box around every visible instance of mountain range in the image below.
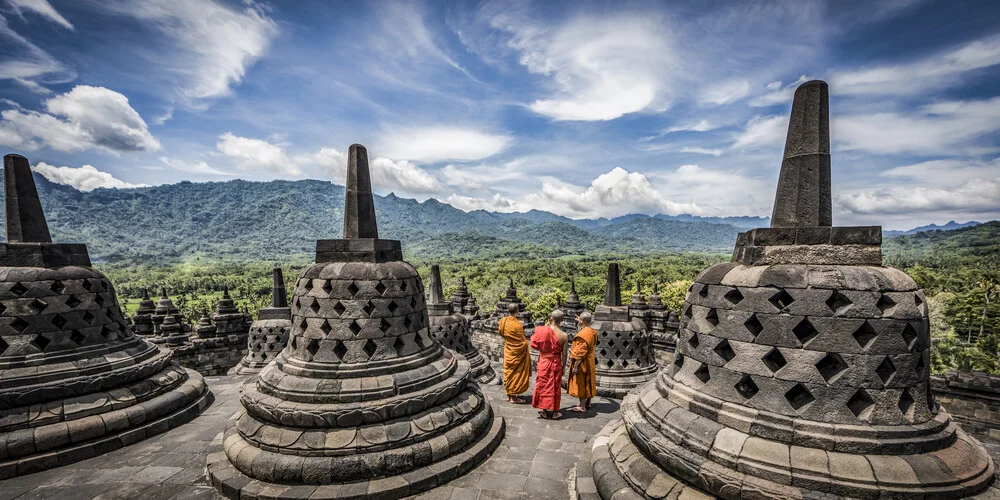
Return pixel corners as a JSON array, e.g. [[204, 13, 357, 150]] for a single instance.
[[0, 175, 986, 263]]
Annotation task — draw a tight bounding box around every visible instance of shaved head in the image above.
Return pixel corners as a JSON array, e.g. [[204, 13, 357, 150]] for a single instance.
[[507, 303, 519, 315], [578, 311, 593, 326]]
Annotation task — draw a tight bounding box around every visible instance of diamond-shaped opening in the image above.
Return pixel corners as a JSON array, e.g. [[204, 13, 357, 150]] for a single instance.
[[699, 284, 709, 298], [387, 301, 399, 314], [363, 339, 378, 359], [914, 353, 925, 377], [332, 301, 346, 316], [320, 320, 332, 336], [363, 300, 376, 317], [724, 288, 744, 305], [310, 299, 321, 314], [792, 318, 819, 346], [744, 314, 763, 338], [10, 317, 29, 333], [622, 359, 630, 368], [914, 294, 923, 307], [762, 347, 787, 373], [321, 281, 333, 295], [826, 291, 853, 314], [50, 281, 66, 294], [674, 353, 684, 368], [769, 289, 795, 311], [847, 389, 875, 418], [82, 311, 95, 324], [600, 348, 607, 357], [0, 303, 6, 316], [902, 323, 918, 350], [705, 308, 719, 327], [683, 304, 693, 319], [290, 337, 297, 351], [714, 339, 736, 363], [94, 294, 105, 306], [403, 315, 413, 329], [876, 357, 896, 385], [348, 320, 362, 336], [694, 363, 711, 383], [852, 321, 878, 349], [29, 298, 47, 312], [0, 337, 8, 356], [70, 329, 86, 345], [877, 294, 896, 314], [898, 389, 914, 416], [10, 282, 28, 297], [306, 339, 320, 358], [332, 340, 348, 361], [304, 279, 314, 291], [785, 383, 815, 410], [393, 336, 406, 356], [51, 314, 68, 329], [66, 295, 81, 309], [735, 374, 759, 399], [410, 296, 417, 309], [379, 318, 391, 334], [375, 281, 387, 296], [82, 280, 94, 292], [614, 331, 622, 339], [816, 352, 849, 383], [606, 358, 615, 368], [347, 282, 360, 297], [31, 334, 50, 352], [414, 331, 428, 349], [689, 332, 700, 349], [400, 281, 409, 292]]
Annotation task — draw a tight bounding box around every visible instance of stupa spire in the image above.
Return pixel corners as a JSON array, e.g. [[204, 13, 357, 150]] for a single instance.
[[771, 80, 831, 228], [604, 263, 621, 307], [4, 154, 51, 243], [270, 266, 287, 308], [429, 264, 445, 304], [343, 144, 379, 239]]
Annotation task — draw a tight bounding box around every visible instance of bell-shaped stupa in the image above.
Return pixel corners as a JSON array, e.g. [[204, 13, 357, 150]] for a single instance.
[[230, 267, 292, 376], [207, 145, 503, 499], [426, 264, 497, 384], [132, 288, 156, 336], [590, 263, 657, 397], [0, 154, 210, 478], [586, 80, 995, 499]]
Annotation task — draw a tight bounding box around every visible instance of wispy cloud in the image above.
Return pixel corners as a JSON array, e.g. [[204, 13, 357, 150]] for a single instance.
[[377, 126, 510, 163], [7, 0, 73, 30]]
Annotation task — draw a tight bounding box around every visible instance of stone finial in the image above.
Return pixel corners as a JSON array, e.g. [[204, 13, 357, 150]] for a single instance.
[[222, 287, 231, 299], [160, 288, 168, 299], [271, 267, 288, 308], [343, 144, 379, 239], [770, 80, 831, 228], [141, 288, 150, 300], [429, 264, 445, 305], [605, 263, 621, 307], [4, 154, 52, 243]]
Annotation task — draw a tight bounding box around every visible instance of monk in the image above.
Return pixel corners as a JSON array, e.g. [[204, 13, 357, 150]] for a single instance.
[[568, 311, 598, 412], [531, 309, 568, 419], [499, 302, 531, 404]]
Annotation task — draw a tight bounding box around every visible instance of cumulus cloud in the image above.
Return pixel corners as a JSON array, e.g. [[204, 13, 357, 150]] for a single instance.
[[0, 85, 160, 153], [699, 79, 750, 106], [216, 133, 301, 175], [97, 0, 278, 106], [301, 147, 444, 195], [8, 0, 74, 30], [377, 127, 510, 162], [732, 115, 786, 149], [32, 162, 145, 191], [445, 192, 515, 212], [159, 156, 232, 176]]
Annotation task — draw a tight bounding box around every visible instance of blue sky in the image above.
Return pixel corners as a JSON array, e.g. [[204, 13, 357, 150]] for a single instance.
[[0, 0, 998, 229]]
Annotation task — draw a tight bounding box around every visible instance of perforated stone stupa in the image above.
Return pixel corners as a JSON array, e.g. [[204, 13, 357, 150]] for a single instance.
[[427, 265, 497, 385], [0, 154, 210, 479], [206, 144, 504, 499], [590, 263, 657, 398], [449, 277, 481, 319], [589, 80, 995, 499], [231, 267, 292, 376]]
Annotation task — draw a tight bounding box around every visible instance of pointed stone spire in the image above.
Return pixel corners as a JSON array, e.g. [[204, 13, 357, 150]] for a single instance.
[[4, 154, 52, 243], [771, 80, 831, 228], [566, 278, 581, 305], [222, 286, 231, 299], [429, 265, 445, 304], [648, 282, 664, 308], [605, 263, 621, 307], [343, 144, 379, 239], [271, 267, 288, 308]]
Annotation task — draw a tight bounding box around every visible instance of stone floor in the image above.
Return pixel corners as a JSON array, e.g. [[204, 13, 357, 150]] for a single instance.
[[0, 373, 621, 500]]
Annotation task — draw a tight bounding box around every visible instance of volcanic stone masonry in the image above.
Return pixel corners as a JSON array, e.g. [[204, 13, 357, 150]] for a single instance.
[[230, 267, 292, 376], [559, 278, 586, 334], [646, 282, 680, 365], [427, 264, 497, 385], [586, 263, 658, 398], [206, 144, 504, 499], [449, 277, 481, 319], [587, 80, 996, 499], [131, 288, 155, 336], [0, 154, 211, 479], [469, 278, 534, 366]]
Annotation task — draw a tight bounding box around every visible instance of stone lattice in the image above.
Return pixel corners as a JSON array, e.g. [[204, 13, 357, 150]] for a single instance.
[[206, 144, 503, 499], [0, 154, 210, 479], [647, 283, 678, 365], [231, 267, 292, 376], [427, 265, 497, 385], [590, 263, 657, 398], [589, 80, 995, 500]]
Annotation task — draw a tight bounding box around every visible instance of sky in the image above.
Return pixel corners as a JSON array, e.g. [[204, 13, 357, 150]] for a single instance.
[[0, 0, 998, 230]]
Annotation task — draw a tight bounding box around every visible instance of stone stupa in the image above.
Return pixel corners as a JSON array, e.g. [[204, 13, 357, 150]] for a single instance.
[[131, 288, 156, 336], [207, 144, 504, 499], [449, 277, 481, 319], [427, 264, 497, 385], [230, 266, 292, 376], [587, 80, 995, 499], [0, 154, 210, 478], [590, 263, 657, 397]]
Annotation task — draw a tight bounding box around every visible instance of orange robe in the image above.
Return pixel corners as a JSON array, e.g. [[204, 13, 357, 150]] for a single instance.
[[499, 315, 531, 396], [530, 325, 563, 411], [568, 326, 597, 399]]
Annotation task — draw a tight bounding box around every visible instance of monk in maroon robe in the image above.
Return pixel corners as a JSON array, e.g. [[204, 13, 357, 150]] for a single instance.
[[531, 309, 568, 419]]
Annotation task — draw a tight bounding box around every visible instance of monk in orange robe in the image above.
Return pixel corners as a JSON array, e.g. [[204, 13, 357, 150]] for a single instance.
[[531, 310, 568, 419], [568, 311, 597, 412], [499, 303, 531, 403]]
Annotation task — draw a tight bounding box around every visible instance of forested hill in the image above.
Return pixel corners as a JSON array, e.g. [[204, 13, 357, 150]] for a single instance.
[[1, 175, 750, 263]]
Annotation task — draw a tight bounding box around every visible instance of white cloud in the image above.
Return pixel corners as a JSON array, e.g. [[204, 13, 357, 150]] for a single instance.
[[880, 158, 1000, 185], [0, 85, 160, 153], [446, 192, 515, 212], [97, 0, 277, 107], [301, 147, 444, 196], [832, 34, 1000, 96], [665, 120, 715, 133], [679, 147, 723, 156], [648, 164, 773, 217], [766, 80, 782, 90], [32, 162, 145, 191], [159, 156, 231, 176], [0, 15, 74, 87], [837, 177, 1000, 215], [699, 79, 750, 106], [749, 75, 814, 107], [8, 0, 73, 30], [216, 133, 301, 175], [378, 127, 510, 162], [732, 114, 786, 149]]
